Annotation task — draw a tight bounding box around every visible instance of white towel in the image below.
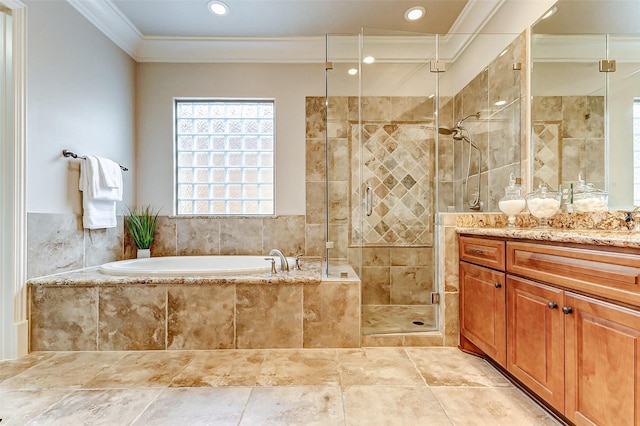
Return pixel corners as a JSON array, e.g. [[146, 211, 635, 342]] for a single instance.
[[79, 155, 122, 229], [79, 156, 123, 201]]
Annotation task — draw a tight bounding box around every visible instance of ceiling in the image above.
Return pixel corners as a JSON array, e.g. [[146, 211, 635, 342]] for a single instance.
[[109, 0, 469, 38], [67, 0, 553, 62]]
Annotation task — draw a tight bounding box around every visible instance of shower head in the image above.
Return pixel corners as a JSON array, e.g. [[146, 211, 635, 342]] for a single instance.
[[454, 112, 481, 129], [437, 126, 454, 136], [438, 112, 480, 139]]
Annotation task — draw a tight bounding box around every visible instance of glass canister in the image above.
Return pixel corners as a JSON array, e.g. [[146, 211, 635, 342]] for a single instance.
[[498, 173, 526, 228], [526, 183, 561, 229], [572, 173, 608, 212]]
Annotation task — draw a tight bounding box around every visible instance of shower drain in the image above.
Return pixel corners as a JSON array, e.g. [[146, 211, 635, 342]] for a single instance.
[[412, 321, 425, 326]]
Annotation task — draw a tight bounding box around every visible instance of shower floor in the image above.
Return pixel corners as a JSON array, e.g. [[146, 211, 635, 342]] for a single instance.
[[362, 304, 437, 335]]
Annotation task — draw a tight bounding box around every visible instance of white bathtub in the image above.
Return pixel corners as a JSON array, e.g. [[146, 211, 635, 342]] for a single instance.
[[100, 255, 290, 276]]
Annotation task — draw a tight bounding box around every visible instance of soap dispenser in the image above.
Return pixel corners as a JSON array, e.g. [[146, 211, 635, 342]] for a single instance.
[[498, 173, 526, 228]]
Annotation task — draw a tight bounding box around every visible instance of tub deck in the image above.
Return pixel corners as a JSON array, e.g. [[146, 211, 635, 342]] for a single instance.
[[27, 259, 361, 351]]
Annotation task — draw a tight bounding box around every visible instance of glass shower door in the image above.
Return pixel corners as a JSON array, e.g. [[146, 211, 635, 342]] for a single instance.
[[358, 28, 439, 334]]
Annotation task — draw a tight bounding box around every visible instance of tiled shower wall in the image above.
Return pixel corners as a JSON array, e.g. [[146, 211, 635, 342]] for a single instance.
[[305, 95, 438, 334], [532, 95, 605, 190], [27, 213, 307, 279], [439, 32, 527, 213]]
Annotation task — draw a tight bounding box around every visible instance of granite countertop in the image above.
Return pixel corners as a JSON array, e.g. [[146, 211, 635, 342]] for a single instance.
[[28, 259, 324, 286], [456, 227, 640, 249]]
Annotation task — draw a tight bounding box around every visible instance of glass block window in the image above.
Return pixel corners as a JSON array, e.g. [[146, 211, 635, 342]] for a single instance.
[[175, 99, 275, 215]]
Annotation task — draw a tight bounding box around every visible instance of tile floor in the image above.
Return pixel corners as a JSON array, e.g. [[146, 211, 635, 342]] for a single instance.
[[0, 347, 561, 425]]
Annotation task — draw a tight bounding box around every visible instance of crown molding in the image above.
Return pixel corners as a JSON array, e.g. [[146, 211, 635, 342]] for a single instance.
[[66, 0, 141, 58], [66, 0, 505, 64]]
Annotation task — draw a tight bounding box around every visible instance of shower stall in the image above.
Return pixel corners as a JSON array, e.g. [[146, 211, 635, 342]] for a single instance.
[[315, 29, 524, 335]]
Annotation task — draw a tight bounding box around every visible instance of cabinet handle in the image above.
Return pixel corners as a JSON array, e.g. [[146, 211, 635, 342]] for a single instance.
[[547, 302, 558, 309], [562, 306, 573, 314], [470, 249, 484, 255], [494, 282, 502, 289]]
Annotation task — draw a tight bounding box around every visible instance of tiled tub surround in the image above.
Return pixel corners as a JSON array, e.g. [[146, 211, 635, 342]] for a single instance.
[[27, 213, 308, 279], [27, 260, 361, 351]]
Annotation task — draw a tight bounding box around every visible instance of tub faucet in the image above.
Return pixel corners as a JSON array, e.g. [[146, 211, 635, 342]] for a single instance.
[[269, 249, 289, 272]]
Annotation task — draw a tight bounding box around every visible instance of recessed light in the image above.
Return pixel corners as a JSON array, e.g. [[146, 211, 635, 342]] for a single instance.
[[428, 94, 435, 99], [208, 0, 229, 16], [348, 68, 358, 76], [541, 6, 557, 20], [495, 100, 507, 106], [405, 6, 426, 21], [363, 56, 375, 64], [499, 49, 508, 57]]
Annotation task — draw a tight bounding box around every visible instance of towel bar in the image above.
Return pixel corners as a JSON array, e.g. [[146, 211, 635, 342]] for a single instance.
[[62, 149, 128, 171]]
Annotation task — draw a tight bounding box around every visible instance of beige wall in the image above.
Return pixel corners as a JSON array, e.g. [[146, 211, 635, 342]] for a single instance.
[[26, 0, 136, 214], [136, 62, 326, 215]]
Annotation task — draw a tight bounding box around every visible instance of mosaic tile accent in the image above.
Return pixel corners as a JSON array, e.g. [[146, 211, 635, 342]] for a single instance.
[[351, 122, 434, 246]]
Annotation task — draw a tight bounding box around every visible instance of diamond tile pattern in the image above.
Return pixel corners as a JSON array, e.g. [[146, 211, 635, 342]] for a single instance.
[[352, 123, 434, 246], [533, 121, 560, 188]]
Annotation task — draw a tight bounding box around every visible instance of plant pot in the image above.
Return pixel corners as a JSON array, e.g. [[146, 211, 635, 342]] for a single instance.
[[137, 248, 151, 259]]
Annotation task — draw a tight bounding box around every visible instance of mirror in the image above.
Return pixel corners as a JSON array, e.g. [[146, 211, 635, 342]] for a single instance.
[[531, 0, 640, 210]]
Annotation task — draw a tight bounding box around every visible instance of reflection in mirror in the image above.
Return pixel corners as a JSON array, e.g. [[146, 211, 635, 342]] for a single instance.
[[530, 0, 640, 210]]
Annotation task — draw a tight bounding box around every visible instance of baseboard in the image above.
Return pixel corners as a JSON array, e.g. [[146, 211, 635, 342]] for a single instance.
[[16, 320, 29, 357]]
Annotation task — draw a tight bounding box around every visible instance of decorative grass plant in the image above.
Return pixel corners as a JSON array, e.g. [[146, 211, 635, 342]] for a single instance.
[[125, 205, 160, 249]]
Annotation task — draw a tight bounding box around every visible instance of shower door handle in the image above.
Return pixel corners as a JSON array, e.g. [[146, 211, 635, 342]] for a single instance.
[[365, 185, 373, 216]]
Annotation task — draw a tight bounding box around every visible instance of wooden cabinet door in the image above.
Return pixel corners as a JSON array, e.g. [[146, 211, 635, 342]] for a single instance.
[[565, 293, 640, 426], [507, 275, 565, 412], [460, 261, 506, 367]]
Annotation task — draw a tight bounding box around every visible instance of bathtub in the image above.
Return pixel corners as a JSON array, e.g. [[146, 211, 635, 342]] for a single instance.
[[100, 255, 290, 276]]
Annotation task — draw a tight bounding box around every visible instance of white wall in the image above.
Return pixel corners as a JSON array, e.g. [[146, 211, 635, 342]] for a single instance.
[[26, 0, 136, 214], [136, 62, 325, 215]]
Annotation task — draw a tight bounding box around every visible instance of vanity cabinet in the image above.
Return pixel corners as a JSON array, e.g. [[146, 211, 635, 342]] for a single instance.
[[459, 234, 640, 426], [459, 236, 506, 367], [506, 275, 565, 411]]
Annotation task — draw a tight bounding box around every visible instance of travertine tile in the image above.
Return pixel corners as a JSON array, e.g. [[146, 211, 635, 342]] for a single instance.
[[403, 333, 444, 347], [84, 216, 124, 267], [30, 286, 98, 351], [406, 347, 510, 387], [28, 389, 161, 425], [257, 350, 340, 386], [443, 292, 460, 347], [389, 266, 434, 304], [305, 97, 326, 139], [150, 215, 177, 257], [170, 350, 266, 387], [98, 285, 167, 351], [0, 352, 55, 382], [167, 285, 235, 350], [303, 282, 360, 348], [85, 351, 194, 388], [305, 181, 326, 225], [262, 215, 305, 256], [304, 223, 325, 257], [337, 347, 424, 386], [0, 352, 127, 390], [0, 390, 71, 425], [390, 247, 433, 266], [432, 387, 559, 425], [219, 218, 263, 255], [362, 305, 436, 335], [27, 213, 84, 278], [443, 226, 459, 292], [360, 266, 390, 305], [305, 138, 325, 182], [242, 386, 344, 425], [176, 217, 220, 255], [236, 284, 303, 349], [343, 386, 452, 426], [360, 334, 403, 347], [132, 387, 251, 425]]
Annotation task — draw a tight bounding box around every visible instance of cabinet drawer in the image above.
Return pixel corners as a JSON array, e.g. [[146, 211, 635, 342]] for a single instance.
[[459, 236, 505, 271], [507, 241, 640, 308]]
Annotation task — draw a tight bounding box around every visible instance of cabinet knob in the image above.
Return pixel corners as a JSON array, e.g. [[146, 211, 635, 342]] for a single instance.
[[494, 282, 502, 289], [562, 306, 573, 315], [547, 302, 558, 309]]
